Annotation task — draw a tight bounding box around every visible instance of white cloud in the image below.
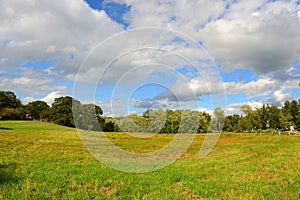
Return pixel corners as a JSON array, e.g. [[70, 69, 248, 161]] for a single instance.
[[41, 91, 68, 105], [10, 77, 51, 86], [0, 67, 69, 98], [227, 77, 277, 98], [22, 97, 36, 105], [268, 90, 292, 106], [200, 1, 300, 74], [225, 101, 264, 116], [196, 107, 213, 115], [21, 89, 69, 105], [0, 0, 123, 74], [1, 0, 299, 110]]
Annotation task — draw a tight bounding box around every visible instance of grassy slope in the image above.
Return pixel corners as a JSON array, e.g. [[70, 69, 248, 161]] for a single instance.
[[0, 121, 299, 199]]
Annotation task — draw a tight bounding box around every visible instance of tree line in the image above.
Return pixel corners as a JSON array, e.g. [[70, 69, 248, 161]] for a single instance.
[[0, 91, 103, 129], [0, 90, 299, 133], [223, 102, 300, 133]]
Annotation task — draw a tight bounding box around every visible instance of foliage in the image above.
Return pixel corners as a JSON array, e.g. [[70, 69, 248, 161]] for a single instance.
[[25, 100, 50, 120], [209, 107, 225, 132], [0, 91, 22, 109], [50, 96, 77, 127], [73, 102, 104, 131], [223, 101, 300, 132], [1, 90, 299, 133], [111, 109, 211, 133], [0, 91, 24, 120]]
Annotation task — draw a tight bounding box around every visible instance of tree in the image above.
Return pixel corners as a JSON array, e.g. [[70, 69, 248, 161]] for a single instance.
[[103, 117, 116, 132], [162, 109, 181, 133], [223, 115, 241, 132], [209, 107, 225, 132], [258, 104, 269, 130], [290, 100, 299, 128], [268, 105, 280, 129], [240, 104, 252, 116], [50, 96, 79, 127], [71, 100, 104, 130], [198, 112, 211, 133], [281, 101, 294, 130], [0, 91, 22, 109], [240, 104, 254, 131], [0, 91, 23, 120], [178, 110, 200, 133], [0, 107, 26, 120], [25, 100, 50, 120]]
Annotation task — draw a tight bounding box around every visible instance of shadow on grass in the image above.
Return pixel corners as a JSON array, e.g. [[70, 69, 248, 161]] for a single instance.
[[0, 163, 19, 184], [0, 127, 13, 130]]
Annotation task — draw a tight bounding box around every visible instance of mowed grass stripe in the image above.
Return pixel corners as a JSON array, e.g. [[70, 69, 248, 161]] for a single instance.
[[0, 121, 299, 199]]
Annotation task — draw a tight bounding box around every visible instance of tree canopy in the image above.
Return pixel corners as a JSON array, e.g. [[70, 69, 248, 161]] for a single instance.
[[1, 90, 299, 133]]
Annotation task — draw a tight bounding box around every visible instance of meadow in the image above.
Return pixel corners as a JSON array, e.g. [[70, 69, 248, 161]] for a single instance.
[[0, 121, 299, 199]]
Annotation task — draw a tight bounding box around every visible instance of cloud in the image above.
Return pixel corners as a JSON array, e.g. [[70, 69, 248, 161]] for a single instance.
[[111, 0, 300, 78], [132, 98, 183, 109], [268, 90, 292, 106], [227, 77, 277, 98], [225, 101, 264, 116], [132, 73, 225, 109], [0, 0, 124, 102], [200, 1, 300, 74], [110, 0, 227, 31], [1, 0, 299, 111], [0, 67, 69, 99], [22, 97, 36, 105], [41, 91, 69, 105], [21, 90, 69, 105], [0, 0, 123, 75]]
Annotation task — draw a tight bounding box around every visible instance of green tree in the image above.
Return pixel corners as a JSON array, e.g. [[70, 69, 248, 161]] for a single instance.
[[50, 96, 79, 127], [163, 109, 181, 133], [72, 102, 104, 130], [0, 91, 23, 120], [240, 104, 254, 132], [25, 100, 50, 120], [223, 115, 241, 132], [0, 91, 22, 109], [258, 104, 269, 130], [209, 107, 225, 132], [281, 101, 294, 130], [198, 112, 211, 133], [103, 117, 116, 132], [0, 107, 26, 120], [268, 105, 280, 129], [178, 110, 200, 133], [290, 100, 299, 128]]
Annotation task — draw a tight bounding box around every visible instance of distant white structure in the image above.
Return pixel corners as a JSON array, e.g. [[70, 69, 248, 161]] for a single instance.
[[290, 126, 294, 132]]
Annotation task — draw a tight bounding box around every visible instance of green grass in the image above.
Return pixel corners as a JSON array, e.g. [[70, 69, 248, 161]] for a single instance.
[[0, 121, 300, 199]]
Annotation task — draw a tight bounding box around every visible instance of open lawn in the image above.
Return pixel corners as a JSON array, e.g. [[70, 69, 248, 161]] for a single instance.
[[0, 121, 299, 199]]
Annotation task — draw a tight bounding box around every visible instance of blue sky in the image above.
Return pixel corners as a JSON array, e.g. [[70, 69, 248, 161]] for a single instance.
[[1, 0, 299, 116], [85, 0, 130, 27]]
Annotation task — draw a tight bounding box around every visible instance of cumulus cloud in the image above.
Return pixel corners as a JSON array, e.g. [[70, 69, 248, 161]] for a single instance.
[[21, 90, 69, 105], [41, 91, 69, 105], [0, 0, 123, 80], [227, 77, 277, 98], [268, 90, 292, 106], [0, 66, 69, 100], [110, 0, 300, 77], [200, 1, 300, 74], [0, 0, 124, 101], [225, 101, 264, 116], [1, 0, 299, 112]]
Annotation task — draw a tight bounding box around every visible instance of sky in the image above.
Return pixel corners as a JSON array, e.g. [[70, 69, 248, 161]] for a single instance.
[[1, 0, 300, 116]]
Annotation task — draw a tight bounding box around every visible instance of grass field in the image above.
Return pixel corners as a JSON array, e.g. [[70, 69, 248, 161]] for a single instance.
[[0, 121, 299, 199]]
